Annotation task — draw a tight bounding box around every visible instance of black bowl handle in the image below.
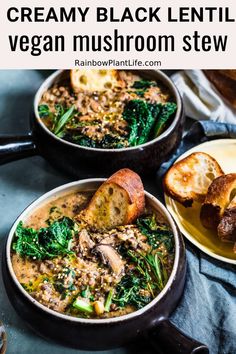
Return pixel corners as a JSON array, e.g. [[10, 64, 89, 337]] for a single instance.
[[148, 319, 209, 354], [0, 135, 37, 165]]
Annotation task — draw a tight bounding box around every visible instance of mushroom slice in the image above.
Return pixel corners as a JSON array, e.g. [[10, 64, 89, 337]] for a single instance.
[[96, 244, 124, 276], [79, 229, 95, 256], [100, 232, 121, 246]]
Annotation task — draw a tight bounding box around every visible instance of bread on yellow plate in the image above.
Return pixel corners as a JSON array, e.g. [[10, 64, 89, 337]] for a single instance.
[[217, 195, 236, 247], [200, 173, 236, 230], [163, 152, 224, 207]]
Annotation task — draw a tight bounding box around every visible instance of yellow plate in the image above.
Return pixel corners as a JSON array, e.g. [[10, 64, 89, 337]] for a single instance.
[[165, 139, 236, 264]]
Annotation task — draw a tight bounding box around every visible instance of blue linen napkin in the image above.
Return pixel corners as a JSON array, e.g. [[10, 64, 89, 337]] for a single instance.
[[156, 120, 236, 354], [200, 253, 236, 288]]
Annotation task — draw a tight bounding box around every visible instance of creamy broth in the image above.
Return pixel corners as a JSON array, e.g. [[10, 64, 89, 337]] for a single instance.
[[26, 191, 92, 229]]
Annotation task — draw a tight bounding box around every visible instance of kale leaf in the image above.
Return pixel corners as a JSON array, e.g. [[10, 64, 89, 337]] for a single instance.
[[70, 134, 98, 148], [122, 99, 156, 146], [153, 102, 177, 137], [99, 134, 125, 149], [132, 80, 157, 90], [131, 80, 157, 97], [12, 217, 75, 260], [13, 222, 43, 259], [38, 104, 51, 118], [122, 100, 177, 146], [113, 272, 152, 309], [38, 217, 75, 255], [69, 134, 125, 149], [147, 102, 161, 120]]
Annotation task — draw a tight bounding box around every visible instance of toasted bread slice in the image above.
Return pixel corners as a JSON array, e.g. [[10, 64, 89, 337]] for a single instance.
[[163, 152, 224, 207], [70, 69, 120, 92], [217, 195, 236, 244], [200, 173, 236, 229], [79, 168, 145, 231]]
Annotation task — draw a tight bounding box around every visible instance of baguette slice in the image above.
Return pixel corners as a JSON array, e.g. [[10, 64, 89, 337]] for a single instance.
[[79, 168, 145, 231], [217, 196, 236, 246], [200, 173, 236, 229], [163, 152, 224, 207], [70, 69, 120, 92]]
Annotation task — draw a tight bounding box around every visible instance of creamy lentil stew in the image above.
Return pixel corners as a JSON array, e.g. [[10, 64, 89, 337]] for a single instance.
[[38, 70, 177, 149], [11, 191, 175, 319]]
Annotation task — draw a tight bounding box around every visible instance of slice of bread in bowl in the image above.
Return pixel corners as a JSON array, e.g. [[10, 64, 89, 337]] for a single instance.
[[77, 168, 145, 231], [70, 69, 120, 92]]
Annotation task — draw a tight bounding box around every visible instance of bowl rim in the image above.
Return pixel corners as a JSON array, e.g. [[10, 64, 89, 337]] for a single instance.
[[34, 69, 183, 153], [6, 178, 181, 324]]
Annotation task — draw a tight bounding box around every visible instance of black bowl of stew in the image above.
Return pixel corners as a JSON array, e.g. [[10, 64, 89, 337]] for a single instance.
[[0, 70, 184, 177], [2, 179, 208, 353]]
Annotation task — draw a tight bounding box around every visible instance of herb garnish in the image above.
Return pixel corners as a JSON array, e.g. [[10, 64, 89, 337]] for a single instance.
[[113, 248, 169, 310], [113, 271, 152, 309], [53, 105, 75, 135], [38, 104, 77, 137], [113, 214, 174, 309], [137, 214, 174, 252]]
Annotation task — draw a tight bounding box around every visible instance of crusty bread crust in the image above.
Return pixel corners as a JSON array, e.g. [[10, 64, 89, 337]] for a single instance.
[[163, 152, 224, 207], [217, 196, 236, 244], [200, 173, 236, 229], [105, 168, 145, 222], [204, 70, 236, 108], [80, 168, 145, 230]]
